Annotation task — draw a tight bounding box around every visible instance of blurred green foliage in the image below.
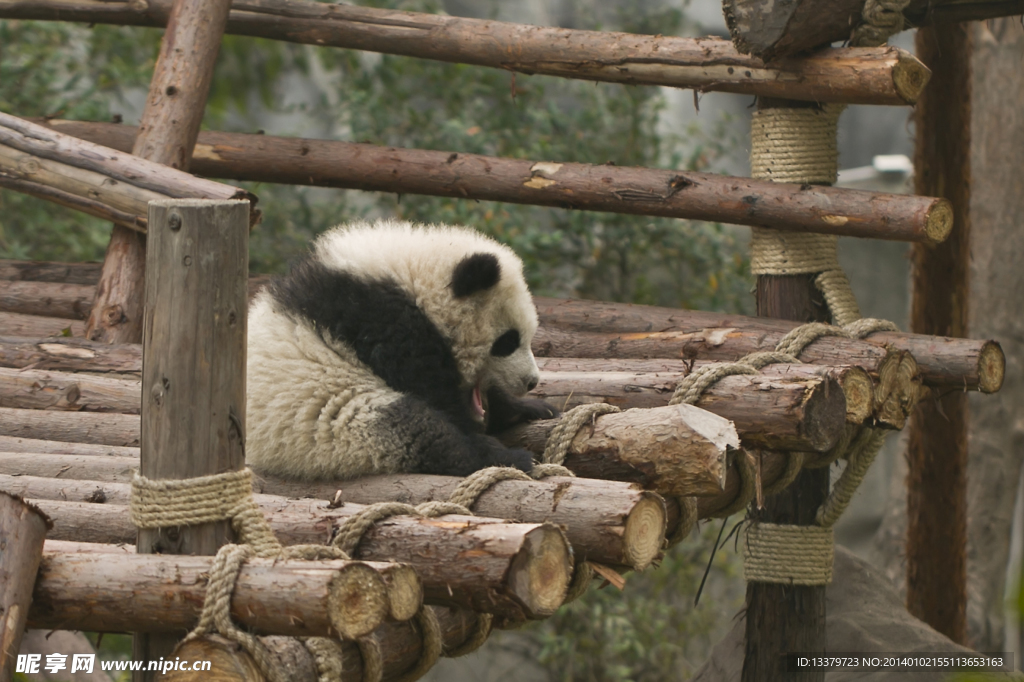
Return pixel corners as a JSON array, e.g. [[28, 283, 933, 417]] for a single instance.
[[519, 520, 746, 682], [0, 0, 752, 313]]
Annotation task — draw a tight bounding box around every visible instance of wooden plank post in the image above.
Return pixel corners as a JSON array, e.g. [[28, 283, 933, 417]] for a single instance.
[[85, 0, 232, 344], [905, 22, 971, 644], [741, 99, 830, 682], [0, 493, 51, 682], [134, 199, 249, 679]]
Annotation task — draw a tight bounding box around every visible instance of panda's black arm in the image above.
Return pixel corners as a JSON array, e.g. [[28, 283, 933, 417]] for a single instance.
[[485, 387, 559, 434]]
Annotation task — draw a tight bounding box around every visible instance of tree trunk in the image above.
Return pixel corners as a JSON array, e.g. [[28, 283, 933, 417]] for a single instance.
[[905, 22, 971, 645], [963, 18, 1024, 652]]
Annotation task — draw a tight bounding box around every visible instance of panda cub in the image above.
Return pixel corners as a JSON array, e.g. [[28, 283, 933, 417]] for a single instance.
[[246, 219, 557, 480]]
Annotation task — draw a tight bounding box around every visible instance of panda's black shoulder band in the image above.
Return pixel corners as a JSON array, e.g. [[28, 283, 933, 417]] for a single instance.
[[451, 253, 501, 298]]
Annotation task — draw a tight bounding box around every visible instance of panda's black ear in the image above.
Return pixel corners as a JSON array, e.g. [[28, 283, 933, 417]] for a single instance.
[[451, 253, 501, 298]]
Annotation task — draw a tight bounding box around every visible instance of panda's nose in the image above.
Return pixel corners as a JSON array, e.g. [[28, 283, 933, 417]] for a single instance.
[[526, 377, 538, 392]]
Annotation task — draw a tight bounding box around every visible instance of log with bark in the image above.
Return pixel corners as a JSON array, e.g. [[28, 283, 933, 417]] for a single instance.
[[27, 497, 572, 621], [29, 541, 408, 639], [0, 367, 140, 413], [0, 335, 142, 374], [30, 119, 950, 242], [723, 0, 1024, 61], [0, 493, 51, 682], [537, 357, 874, 424], [0, 312, 85, 338], [0, 407, 139, 446], [0, 471, 665, 570], [531, 369, 848, 450], [0, 113, 258, 234], [533, 296, 1001, 393], [168, 606, 490, 682], [0, 2, 933, 106], [0, 435, 137, 457], [0, 403, 736, 498], [0, 259, 102, 285]]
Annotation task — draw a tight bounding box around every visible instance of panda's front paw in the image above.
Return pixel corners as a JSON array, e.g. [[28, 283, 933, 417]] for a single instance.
[[516, 397, 560, 421], [485, 387, 559, 433], [487, 447, 535, 473]]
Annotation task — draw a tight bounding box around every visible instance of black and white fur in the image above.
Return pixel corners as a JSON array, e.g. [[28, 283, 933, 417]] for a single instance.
[[246, 219, 556, 480]]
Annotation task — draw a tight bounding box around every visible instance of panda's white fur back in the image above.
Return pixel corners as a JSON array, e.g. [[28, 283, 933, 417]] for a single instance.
[[246, 219, 544, 481]]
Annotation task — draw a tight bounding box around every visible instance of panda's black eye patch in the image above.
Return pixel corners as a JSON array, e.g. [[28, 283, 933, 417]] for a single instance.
[[490, 329, 520, 357]]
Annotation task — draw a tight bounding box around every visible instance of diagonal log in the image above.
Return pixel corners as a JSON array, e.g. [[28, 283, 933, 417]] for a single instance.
[[31, 118, 949, 242]]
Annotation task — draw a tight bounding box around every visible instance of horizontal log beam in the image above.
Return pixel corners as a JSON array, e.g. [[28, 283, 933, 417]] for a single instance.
[[0, 312, 84, 338], [256, 473, 667, 570], [37, 119, 951, 242], [31, 541, 404, 638], [0, 335, 142, 374], [3, 471, 663, 570], [0, 259, 102, 284], [0, 113, 259, 231], [23, 493, 571, 621], [538, 357, 874, 424], [0, 434, 137, 457], [0, 367, 139, 413], [534, 297, 1002, 393], [0, 407, 138, 446], [532, 369, 847, 451], [0, 0, 932, 105]]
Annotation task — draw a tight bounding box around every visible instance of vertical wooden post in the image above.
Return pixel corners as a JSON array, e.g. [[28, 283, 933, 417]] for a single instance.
[[0, 493, 50, 682], [905, 22, 971, 645], [86, 0, 232, 344], [134, 199, 249, 680], [742, 100, 830, 682]]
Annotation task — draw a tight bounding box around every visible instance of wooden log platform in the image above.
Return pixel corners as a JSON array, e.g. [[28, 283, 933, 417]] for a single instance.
[[25, 495, 571, 621], [0, 113, 258, 233], [2, 471, 664, 571], [538, 357, 874, 424], [0, 1, 934, 105], [0, 435, 137, 457], [533, 296, 1000, 393], [28, 119, 951, 242], [31, 541, 402, 638], [0, 402, 736, 499]]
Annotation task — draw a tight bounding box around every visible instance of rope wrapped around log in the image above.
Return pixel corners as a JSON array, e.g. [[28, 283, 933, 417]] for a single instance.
[[734, 12, 910, 584]]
